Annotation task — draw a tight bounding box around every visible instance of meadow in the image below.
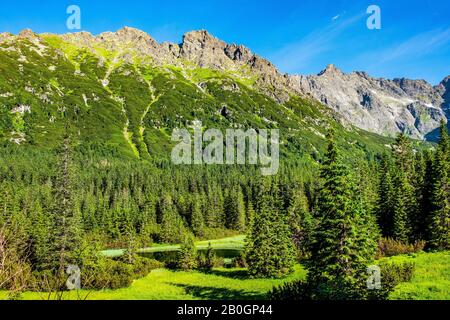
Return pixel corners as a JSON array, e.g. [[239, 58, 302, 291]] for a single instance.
[[1, 241, 448, 300]]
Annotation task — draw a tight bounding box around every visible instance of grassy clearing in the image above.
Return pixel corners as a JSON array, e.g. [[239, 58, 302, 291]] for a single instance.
[[1, 251, 447, 300], [385, 251, 450, 300], [0, 265, 306, 301]]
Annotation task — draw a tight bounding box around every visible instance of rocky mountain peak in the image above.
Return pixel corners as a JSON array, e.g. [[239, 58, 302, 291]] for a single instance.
[[0, 32, 13, 42], [295, 65, 448, 140], [318, 64, 343, 76], [18, 29, 38, 41]]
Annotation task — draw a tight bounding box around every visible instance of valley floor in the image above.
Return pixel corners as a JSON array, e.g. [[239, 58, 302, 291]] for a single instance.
[[0, 251, 448, 301]]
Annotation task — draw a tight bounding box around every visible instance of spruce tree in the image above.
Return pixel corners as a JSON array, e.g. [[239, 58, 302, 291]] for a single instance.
[[377, 154, 395, 237], [190, 194, 205, 237], [246, 178, 295, 278], [178, 235, 197, 270], [225, 187, 246, 231], [159, 194, 186, 244], [307, 130, 376, 299], [288, 188, 314, 258], [429, 122, 450, 250], [46, 135, 82, 282], [391, 133, 416, 242], [392, 170, 411, 243]]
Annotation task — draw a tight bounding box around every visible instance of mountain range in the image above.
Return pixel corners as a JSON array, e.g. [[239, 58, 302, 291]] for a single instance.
[[0, 27, 447, 160]]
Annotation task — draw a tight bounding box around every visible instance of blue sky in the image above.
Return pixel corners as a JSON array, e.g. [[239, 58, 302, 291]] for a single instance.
[[0, 0, 449, 84]]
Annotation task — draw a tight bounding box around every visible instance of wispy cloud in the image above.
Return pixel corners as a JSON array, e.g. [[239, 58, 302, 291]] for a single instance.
[[374, 27, 450, 63], [269, 13, 365, 73], [332, 14, 340, 21]]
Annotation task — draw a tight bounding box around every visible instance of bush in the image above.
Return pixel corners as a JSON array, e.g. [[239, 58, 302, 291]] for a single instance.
[[376, 238, 425, 258], [197, 243, 215, 272], [230, 252, 247, 268], [367, 261, 416, 300], [177, 235, 198, 271], [82, 259, 134, 290], [130, 256, 163, 278]]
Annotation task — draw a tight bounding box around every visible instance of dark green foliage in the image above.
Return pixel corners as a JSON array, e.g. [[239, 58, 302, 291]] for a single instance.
[[224, 186, 246, 231], [269, 261, 415, 300], [288, 188, 314, 258], [197, 242, 215, 272], [377, 154, 395, 237], [246, 178, 296, 278], [45, 136, 82, 283], [306, 130, 378, 300], [159, 194, 186, 244], [428, 122, 450, 250], [177, 235, 198, 271]]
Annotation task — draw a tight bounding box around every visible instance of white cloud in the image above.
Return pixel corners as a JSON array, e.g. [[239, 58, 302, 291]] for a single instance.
[[376, 27, 450, 63]]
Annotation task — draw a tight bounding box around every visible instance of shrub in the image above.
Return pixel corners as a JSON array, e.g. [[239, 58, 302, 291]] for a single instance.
[[177, 235, 197, 271], [230, 252, 247, 268], [376, 238, 425, 258], [130, 256, 163, 278], [197, 243, 215, 272], [82, 259, 134, 290]]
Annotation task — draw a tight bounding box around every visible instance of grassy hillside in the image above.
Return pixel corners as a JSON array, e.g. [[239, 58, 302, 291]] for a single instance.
[[0, 35, 398, 162]]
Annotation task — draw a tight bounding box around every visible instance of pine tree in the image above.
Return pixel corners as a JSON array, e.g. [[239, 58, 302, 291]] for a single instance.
[[377, 154, 395, 237], [392, 170, 411, 243], [429, 122, 450, 250], [190, 194, 205, 237], [198, 242, 215, 271], [159, 194, 186, 244], [123, 225, 139, 264], [246, 178, 296, 278], [391, 133, 416, 242], [225, 187, 246, 231], [245, 201, 255, 235], [46, 135, 82, 281], [288, 188, 314, 258], [178, 235, 197, 271], [307, 130, 376, 299]]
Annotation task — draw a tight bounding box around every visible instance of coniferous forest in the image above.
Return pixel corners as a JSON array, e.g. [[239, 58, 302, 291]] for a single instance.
[[0, 121, 449, 300]]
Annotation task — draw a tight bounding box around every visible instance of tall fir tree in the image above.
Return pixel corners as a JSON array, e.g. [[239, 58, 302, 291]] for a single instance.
[[46, 135, 82, 281], [246, 178, 296, 278], [159, 194, 186, 244], [307, 130, 377, 299], [428, 122, 450, 250], [190, 194, 205, 237], [377, 154, 395, 237], [288, 188, 314, 258], [225, 186, 246, 231], [391, 133, 416, 242]]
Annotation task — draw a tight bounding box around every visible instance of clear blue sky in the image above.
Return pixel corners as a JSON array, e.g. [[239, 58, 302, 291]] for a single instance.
[[1, 0, 449, 84]]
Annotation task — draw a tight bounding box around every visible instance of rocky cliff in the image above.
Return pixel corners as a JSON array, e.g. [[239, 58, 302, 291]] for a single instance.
[[289, 65, 449, 140]]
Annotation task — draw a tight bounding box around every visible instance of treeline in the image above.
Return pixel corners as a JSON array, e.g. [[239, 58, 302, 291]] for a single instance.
[[377, 123, 449, 250]]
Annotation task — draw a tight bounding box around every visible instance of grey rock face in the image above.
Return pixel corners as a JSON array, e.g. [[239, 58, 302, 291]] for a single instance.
[[290, 65, 448, 140]]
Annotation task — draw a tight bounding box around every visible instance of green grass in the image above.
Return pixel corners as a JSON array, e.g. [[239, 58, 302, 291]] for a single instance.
[[0, 265, 306, 301], [102, 235, 246, 258], [1, 251, 448, 300], [385, 251, 450, 300]]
